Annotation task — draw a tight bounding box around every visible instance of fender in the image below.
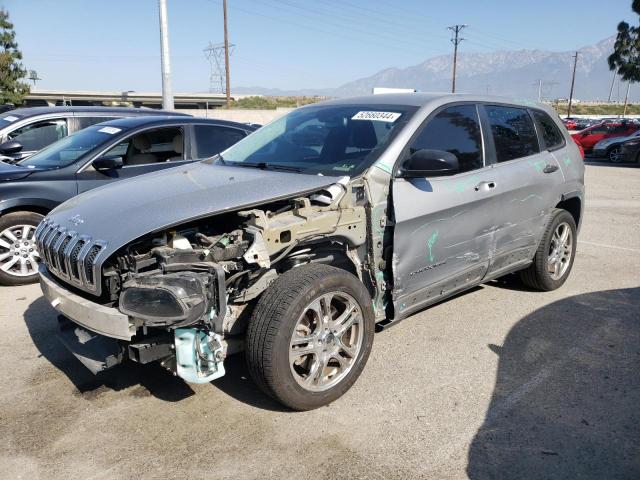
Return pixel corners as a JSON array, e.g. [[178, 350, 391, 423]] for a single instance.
[[0, 197, 58, 215]]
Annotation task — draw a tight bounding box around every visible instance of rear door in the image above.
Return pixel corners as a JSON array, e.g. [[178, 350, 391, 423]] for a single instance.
[[76, 125, 190, 194], [392, 104, 500, 317], [479, 104, 565, 277]]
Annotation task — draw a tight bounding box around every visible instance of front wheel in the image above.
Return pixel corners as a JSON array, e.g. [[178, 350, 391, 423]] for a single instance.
[[246, 264, 375, 410], [520, 209, 577, 291], [0, 211, 44, 286]]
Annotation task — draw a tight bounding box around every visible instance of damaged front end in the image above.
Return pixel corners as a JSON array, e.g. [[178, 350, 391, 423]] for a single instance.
[[42, 176, 375, 384]]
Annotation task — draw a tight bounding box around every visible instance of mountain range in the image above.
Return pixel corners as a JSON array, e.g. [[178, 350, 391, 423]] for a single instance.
[[235, 37, 634, 102]]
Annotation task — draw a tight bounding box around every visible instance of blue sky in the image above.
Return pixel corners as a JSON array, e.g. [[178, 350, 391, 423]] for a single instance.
[[2, 0, 637, 92]]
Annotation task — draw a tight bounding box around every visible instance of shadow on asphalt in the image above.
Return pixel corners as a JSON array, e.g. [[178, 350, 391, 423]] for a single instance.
[[24, 295, 286, 409], [24, 296, 195, 402], [467, 287, 640, 479]]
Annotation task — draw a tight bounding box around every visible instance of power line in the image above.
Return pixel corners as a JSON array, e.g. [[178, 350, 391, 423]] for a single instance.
[[448, 24, 466, 93]]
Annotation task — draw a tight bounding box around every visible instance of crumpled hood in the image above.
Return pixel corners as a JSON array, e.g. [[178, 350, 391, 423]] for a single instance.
[[47, 161, 339, 257]]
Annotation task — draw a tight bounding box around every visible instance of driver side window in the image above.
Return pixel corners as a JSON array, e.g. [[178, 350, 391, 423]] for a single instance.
[[406, 105, 484, 174]]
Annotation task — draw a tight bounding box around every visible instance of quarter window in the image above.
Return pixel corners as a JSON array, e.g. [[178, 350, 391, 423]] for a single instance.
[[406, 104, 484, 174], [194, 125, 247, 158], [485, 105, 539, 162], [532, 110, 564, 150], [7, 119, 68, 151]]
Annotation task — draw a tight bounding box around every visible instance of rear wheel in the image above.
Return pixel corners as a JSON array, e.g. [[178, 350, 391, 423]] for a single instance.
[[0, 211, 43, 286], [608, 145, 623, 163], [520, 209, 577, 291], [246, 264, 374, 410]]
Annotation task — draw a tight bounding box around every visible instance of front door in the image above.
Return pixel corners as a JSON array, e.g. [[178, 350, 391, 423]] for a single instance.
[[391, 104, 500, 318], [76, 126, 189, 194]]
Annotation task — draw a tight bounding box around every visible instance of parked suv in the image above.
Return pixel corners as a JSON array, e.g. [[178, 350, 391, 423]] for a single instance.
[[37, 94, 584, 410], [0, 116, 256, 285], [0, 106, 189, 163]]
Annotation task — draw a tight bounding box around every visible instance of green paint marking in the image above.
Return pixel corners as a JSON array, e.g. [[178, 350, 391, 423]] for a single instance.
[[374, 161, 393, 174], [427, 230, 439, 262], [563, 156, 572, 166], [530, 159, 546, 172]]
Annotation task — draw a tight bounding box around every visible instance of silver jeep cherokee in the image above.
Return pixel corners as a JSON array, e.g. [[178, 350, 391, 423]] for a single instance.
[[36, 94, 584, 410]]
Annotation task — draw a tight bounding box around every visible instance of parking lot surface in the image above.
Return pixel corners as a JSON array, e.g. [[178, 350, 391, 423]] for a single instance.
[[1, 162, 638, 480]]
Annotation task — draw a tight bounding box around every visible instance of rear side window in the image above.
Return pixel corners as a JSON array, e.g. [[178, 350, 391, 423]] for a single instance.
[[194, 125, 246, 158], [532, 110, 564, 150], [485, 105, 539, 162], [407, 104, 484, 173], [75, 116, 115, 130]]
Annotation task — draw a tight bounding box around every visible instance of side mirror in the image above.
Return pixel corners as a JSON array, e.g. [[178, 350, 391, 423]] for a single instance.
[[93, 155, 123, 171], [0, 140, 23, 155], [397, 149, 459, 178]]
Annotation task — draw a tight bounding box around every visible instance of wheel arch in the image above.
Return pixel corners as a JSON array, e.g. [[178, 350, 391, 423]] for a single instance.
[[0, 198, 56, 218], [555, 195, 581, 230]]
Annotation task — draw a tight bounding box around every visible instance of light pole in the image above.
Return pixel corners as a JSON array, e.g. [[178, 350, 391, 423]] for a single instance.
[[158, 0, 174, 110]]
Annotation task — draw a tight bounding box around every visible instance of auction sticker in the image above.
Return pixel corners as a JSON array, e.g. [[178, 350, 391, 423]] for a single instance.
[[98, 126, 122, 134], [352, 111, 401, 122], [2, 115, 19, 122]]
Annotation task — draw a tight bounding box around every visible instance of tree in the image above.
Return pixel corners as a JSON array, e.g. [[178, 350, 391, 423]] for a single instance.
[[608, 1, 640, 82], [0, 9, 29, 105]]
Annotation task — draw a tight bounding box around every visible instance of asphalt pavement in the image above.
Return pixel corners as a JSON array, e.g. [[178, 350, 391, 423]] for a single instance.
[[0, 161, 638, 480]]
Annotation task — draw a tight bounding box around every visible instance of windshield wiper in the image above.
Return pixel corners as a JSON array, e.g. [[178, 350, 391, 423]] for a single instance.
[[229, 161, 303, 173]]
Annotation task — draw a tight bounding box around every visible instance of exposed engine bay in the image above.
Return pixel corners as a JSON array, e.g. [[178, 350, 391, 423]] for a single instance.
[[92, 177, 375, 383]]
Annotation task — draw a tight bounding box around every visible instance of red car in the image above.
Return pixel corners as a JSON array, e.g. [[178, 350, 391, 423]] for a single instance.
[[563, 118, 578, 130], [571, 122, 640, 153]]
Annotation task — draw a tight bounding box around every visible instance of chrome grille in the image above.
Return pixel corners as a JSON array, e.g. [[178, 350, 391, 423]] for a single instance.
[[35, 218, 108, 295]]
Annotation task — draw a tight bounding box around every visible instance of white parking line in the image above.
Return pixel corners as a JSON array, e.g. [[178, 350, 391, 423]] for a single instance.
[[579, 240, 640, 253]]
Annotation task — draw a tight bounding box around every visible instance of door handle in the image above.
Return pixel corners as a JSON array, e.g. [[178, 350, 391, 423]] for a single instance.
[[543, 164, 559, 174], [474, 181, 497, 192]]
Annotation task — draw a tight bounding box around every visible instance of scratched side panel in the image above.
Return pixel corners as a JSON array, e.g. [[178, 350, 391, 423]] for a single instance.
[[391, 167, 501, 316]]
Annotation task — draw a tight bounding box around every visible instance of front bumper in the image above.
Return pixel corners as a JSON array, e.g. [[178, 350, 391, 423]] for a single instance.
[[39, 265, 137, 341]]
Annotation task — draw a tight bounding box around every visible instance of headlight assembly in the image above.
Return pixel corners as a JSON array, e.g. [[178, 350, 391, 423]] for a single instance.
[[119, 272, 209, 327]]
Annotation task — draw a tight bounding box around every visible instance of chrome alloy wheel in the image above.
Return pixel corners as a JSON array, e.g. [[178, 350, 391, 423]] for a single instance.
[[289, 291, 364, 392], [547, 221, 573, 281], [0, 224, 40, 277]]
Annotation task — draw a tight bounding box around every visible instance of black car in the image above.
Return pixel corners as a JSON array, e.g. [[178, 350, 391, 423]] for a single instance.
[[618, 135, 640, 163], [0, 106, 189, 163], [0, 116, 257, 285]]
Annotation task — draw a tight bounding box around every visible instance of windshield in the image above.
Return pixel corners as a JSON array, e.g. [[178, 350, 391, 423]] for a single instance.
[[20, 124, 127, 169], [215, 104, 417, 176]]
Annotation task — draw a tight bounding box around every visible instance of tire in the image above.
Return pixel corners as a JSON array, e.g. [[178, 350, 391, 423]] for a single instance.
[[0, 211, 44, 286], [246, 264, 375, 410], [520, 209, 577, 291], [608, 145, 623, 163]]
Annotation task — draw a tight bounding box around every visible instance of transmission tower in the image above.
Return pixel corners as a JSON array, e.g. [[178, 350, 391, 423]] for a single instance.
[[203, 41, 235, 94]]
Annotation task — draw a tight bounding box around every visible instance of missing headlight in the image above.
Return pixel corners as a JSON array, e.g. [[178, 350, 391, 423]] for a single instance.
[[119, 272, 209, 327]]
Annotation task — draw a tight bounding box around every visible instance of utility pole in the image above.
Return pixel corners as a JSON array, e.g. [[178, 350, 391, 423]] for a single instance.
[[607, 70, 616, 103], [623, 81, 631, 117], [567, 51, 579, 118], [223, 0, 231, 108], [158, 0, 174, 110], [448, 24, 466, 93]]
